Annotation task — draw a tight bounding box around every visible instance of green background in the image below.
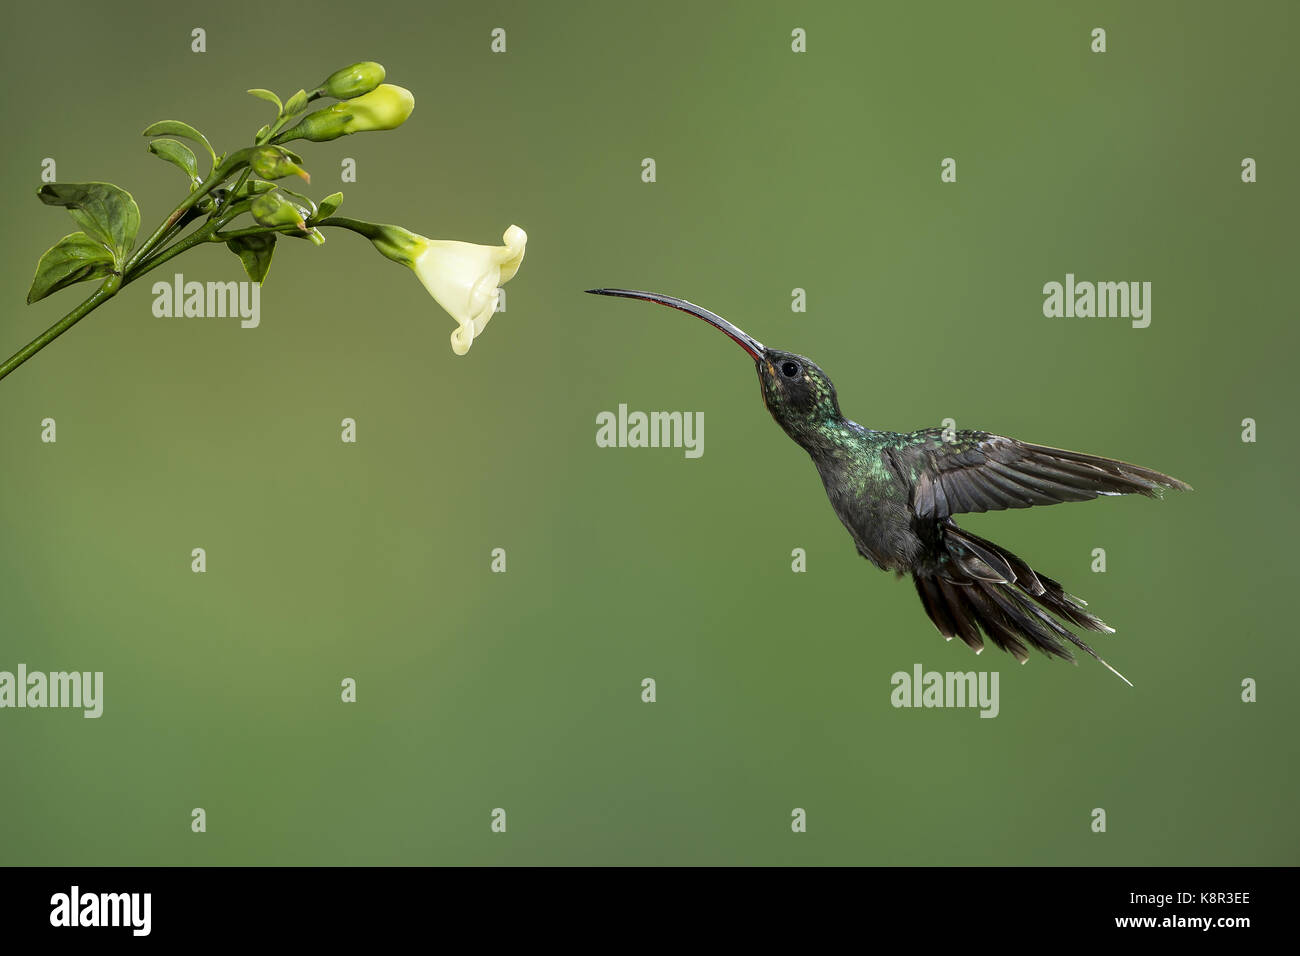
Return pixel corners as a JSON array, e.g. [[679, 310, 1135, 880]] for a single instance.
[[1, 0, 1295, 865]]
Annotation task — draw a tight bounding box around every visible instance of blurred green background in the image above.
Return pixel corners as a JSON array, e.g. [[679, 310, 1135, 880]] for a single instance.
[[0, 0, 1295, 865]]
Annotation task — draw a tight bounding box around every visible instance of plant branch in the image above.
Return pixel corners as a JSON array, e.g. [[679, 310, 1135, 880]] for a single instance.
[[122, 176, 220, 274], [215, 223, 306, 241], [317, 216, 383, 240], [0, 279, 120, 383], [0, 202, 253, 382]]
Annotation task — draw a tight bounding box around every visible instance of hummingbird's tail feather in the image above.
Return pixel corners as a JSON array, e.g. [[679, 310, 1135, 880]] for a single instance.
[[912, 524, 1132, 684]]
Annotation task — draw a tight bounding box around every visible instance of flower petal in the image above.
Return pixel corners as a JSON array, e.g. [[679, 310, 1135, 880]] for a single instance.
[[496, 225, 527, 284], [407, 225, 526, 354]]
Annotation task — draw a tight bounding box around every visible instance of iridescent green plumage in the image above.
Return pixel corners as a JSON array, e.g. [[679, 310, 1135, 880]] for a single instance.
[[588, 289, 1191, 683]]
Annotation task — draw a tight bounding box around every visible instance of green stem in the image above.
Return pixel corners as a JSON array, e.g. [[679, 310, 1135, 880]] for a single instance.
[[0, 279, 120, 383], [318, 216, 382, 239], [0, 202, 253, 383], [126, 198, 256, 281], [258, 109, 295, 145], [122, 147, 258, 275], [215, 223, 303, 241], [124, 225, 222, 284], [123, 178, 217, 274], [133, 199, 253, 272], [229, 168, 254, 198]]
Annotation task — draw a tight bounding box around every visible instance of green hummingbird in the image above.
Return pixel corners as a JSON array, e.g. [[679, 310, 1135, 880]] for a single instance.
[[587, 288, 1192, 684]]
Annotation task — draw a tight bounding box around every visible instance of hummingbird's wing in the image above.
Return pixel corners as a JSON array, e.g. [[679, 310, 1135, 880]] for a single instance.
[[887, 428, 1191, 520]]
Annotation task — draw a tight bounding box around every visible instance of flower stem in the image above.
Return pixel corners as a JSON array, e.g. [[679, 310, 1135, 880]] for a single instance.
[[123, 179, 219, 275], [0, 279, 120, 383], [124, 224, 222, 284], [130, 199, 253, 273], [317, 216, 382, 239], [0, 202, 252, 382], [215, 223, 304, 241], [121, 148, 258, 275]]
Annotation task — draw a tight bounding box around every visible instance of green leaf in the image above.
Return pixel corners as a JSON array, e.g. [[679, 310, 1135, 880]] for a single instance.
[[27, 232, 115, 304], [36, 182, 140, 266], [142, 120, 217, 165], [226, 233, 276, 283], [255, 124, 271, 141], [315, 191, 343, 219], [247, 88, 283, 112], [147, 138, 199, 183], [283, 89, 310, 117]]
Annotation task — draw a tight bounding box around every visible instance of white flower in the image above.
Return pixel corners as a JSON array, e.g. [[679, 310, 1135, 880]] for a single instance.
[[409, 225, 527, 354], [343, 220, 527, 354]]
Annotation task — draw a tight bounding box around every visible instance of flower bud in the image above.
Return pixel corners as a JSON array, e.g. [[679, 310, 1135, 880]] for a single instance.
[[316, 62, 386, 100], [249, 146, 310, 183], [272, 84, 414, 144], [250, 192, 310, 232]]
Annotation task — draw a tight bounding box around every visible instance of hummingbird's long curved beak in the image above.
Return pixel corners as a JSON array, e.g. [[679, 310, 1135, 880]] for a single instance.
[[586, 289, 766, 362]]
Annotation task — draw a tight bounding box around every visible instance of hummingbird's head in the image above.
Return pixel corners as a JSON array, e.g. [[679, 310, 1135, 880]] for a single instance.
[[586, 288, 844, 447], [756, 349, 843, 439]]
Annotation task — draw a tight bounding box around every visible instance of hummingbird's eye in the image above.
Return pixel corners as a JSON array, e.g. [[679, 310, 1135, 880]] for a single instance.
[[781, 361, 800, 379]]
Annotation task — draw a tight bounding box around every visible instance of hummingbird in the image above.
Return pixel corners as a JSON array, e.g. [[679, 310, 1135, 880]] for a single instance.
[[586, 288, 1191, 684]]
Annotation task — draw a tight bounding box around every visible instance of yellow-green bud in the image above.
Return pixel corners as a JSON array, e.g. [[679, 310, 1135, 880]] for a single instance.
[[272, 84, 414, 144], [249, 146, 310, 183], [250, 192, 309, 231], [342, 84, 414, 132], [317, 61, 386, 99]]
